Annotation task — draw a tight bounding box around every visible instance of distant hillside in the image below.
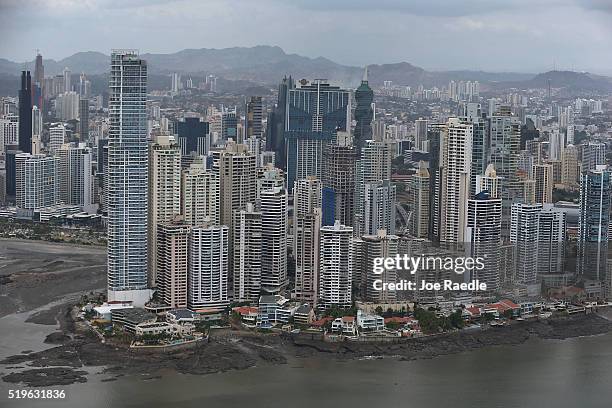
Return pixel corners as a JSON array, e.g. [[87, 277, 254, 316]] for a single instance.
[[1, 46, 610, 93]]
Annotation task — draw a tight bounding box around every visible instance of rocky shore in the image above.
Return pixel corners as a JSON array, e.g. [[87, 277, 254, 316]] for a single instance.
[[2, 303, 611, 387]]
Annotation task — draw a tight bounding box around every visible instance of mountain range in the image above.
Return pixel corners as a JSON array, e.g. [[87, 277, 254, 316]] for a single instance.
[[1, 45, 611, 92]]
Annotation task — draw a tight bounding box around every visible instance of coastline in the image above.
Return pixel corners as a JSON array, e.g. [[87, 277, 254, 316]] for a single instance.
[[2, 302, 611, 387]]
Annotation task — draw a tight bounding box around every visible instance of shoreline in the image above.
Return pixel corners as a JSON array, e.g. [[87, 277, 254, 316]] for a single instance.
[[2, 303, 611, 387]]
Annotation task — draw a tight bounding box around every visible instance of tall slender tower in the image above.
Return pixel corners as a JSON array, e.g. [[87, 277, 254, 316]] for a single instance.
[[353, 67, 373, 154], [107, 50, 150, 305], [18, 71, 32, 154], [148, 133, 181, 287]]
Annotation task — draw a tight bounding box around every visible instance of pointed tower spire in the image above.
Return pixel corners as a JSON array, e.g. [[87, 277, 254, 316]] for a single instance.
[[363, 65, 368, 82]]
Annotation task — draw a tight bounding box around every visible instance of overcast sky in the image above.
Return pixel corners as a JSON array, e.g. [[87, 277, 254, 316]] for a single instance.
[[1, 0, 611, 73]]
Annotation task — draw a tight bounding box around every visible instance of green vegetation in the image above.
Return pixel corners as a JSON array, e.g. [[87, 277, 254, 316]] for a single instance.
[[413, 308, 464, 334]]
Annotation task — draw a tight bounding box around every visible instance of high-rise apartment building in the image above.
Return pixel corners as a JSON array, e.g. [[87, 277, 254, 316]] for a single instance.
[[188, 224, 230, 310], [148, 133, 182, 286], [322, 140, 356, 227], [363, 180, 396, 236], [233, 203, 262, 302], [533, 163, 553, 203], [15, 153, 59, 210], [57, 143, 92, 210], [48, 123, 66, 154], [407, 161, 430, 238], [293, 177, 322, 304], [488, 108, 521, 195], [465, 192, 502, 293], [181, 161, 219, 226], [561, 144, 579, 187], [353, 230, 398, 303], [245, 96, 263, 140], [319, 221, 353, 309], [440, 118, 472, 243], [214, 142, 257, 228], [511, 203, 542, 285], [107, 50, 150, 305], [260, 186, 288, 294], [175, 117, 210, 157], [157, 221, 190, 309], [578, 166, 611, 281]]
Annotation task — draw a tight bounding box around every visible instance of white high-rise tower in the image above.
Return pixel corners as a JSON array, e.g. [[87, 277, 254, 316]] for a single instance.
[[107, 50, 151, 306]]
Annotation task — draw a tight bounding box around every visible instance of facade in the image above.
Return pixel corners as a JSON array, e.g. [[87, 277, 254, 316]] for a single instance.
[[148, 133, 182, 287], [157, 222, 190, 309], [322, 141, 355, 227], [293, 177, 323, 304], [260, 186, 288, 294], [175, 117, 210, 157], [488, 107, 521, 195], [354, 140, 393, 236], [578, 166, 611, 281], [353, 68, 373, 153], [15, 153, 59, 210], [476, 164, 501, 198], [414, 118, 428, 151], [245, 96, 263, 140], [407, 161, 429, 238], [188, 224, 230, 310], [465, 192, 502, 293], [57, 143, 93, 210], [561, 144, 579, 187], [353, 231, 399, 302], [18, 71, 32, 154], [214, 142, 257, 229], [48, 123, 67, 153], [363, 179, 397, 236], [285, 80, 350, 189], [319, 221, 353, 309], [533, 163, 553, 204], [79, 98, 89, 141], [511, 203, 542, 285], [107, 50, 150, 305], [440, 118, 472, 243], [181, 161, 219, 226], [233, 203, 262, 302]]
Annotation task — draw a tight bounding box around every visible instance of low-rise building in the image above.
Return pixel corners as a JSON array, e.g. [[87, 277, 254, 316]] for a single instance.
[[331, 316, 357, 336], [356, 310, 384, 332], [293, 304, 315, 326], [111, 308, 157, 333]]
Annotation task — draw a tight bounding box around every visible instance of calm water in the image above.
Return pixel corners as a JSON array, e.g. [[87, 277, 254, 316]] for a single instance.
[[1, 310, 612, 408]]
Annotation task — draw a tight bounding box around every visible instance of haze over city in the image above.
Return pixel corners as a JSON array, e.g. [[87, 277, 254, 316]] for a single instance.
[[1, 0, 612, 73]]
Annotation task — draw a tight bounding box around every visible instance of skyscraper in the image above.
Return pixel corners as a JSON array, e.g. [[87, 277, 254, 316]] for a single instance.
[[533, 163, 553, 204], [245, 96, 263, 140], [57, 143, 93, 210], [15, 153, 59, 210], [440, 118, 472, 244], [414, 118, 428, 152], [214, 142, 257, 228], [107, 50, 150, 305], [319, 221, 353, 309], [233, 203, 262, 302], [488, 108, 521, 195], [157, 221, 190, 309], [148, 133, 182, 287], [260, 186, 288, 294], [407, 161, 430, 238], [285, 80, 350, 189], [353, 230, 398, 303], [176, 117, 210, 157], [293, 177, 322, 304], [578, 166, 611, 281], [18, 71, 32, 154], [79, 99, 89, 142], [363, 180, 396, 236], [511, 203, 542, 285], [354, 140, 393, 236], [188, 224, 230, 310], [181, 161, 219, 226], [322, 140, 355, 226], [465, 191, 502, 293], [353, 67, 373, 154]]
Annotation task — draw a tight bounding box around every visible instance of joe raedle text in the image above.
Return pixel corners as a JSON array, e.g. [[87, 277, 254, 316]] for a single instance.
[[371, 255, 488, 292]]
